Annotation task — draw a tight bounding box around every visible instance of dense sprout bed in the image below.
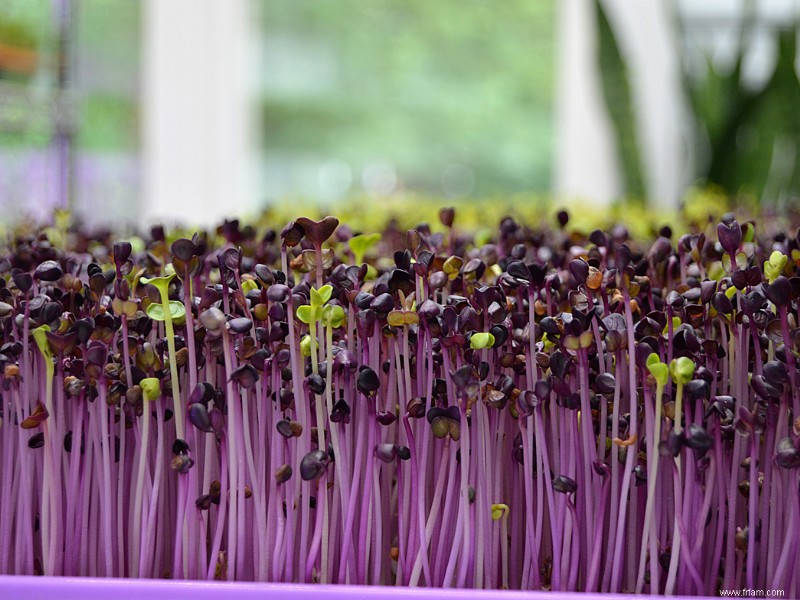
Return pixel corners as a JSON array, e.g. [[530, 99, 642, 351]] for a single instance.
[[0, 209, 799, 595]]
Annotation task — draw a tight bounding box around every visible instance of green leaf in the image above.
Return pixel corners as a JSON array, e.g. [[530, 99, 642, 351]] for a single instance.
[[298, 304, 323, 324], [140, 377, 161, 402], [310, 285, 333, 307], [146, 300, 186, 323], [32, 325, 53, 361], [491, 503, 508, 521], [443, 256, 463, 279], [662, 316, 682, 336], [765, 250, 788, 284], [470, 331, 496, 350], [700, 30, 800, 202], [241, 279, 258, 294], [708, 261, 725, 282], [646, 353, 669, 387], [579, 330, 593, 349], [300, 334, 311, 357], [387, 310, 406, 328], [722, 252, 749, 273], [349, 233, 382, 264], [321, 304, 345, 328], [140, 273, 176, 299], [541, 332, 555, 350], [669, 356, 696, 386]]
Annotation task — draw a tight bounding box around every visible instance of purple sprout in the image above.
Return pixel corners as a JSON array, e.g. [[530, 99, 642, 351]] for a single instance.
[[0, 210, 800, 595]]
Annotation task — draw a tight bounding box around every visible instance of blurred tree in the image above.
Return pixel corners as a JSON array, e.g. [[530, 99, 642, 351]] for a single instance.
[[260, 0, 555, 197], [597, 0, 800, 205], [686, 27, 800, 204]]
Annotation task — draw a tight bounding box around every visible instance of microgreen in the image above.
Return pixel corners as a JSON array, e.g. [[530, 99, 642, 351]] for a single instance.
[[349, 233, 381, 266], [764, 250, 788, 284], [2, 211, 800, 595], [141, 273, 185, 440]]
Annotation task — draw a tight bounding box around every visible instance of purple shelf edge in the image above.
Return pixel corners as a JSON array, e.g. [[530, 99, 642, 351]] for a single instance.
[[0, 576, 676, 599]]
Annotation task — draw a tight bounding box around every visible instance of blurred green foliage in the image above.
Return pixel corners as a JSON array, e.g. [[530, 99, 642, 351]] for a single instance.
[[597, 0, 800, 205], [0, 18, 38, 49], [686, 28, 800, 204], [3, 0, 555, 199], [0, 0, 139, 152], [0, 0, 42, 49], [261, 0, 555, 195]]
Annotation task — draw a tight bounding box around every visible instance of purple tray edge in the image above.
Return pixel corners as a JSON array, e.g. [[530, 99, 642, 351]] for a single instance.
[[0, 576, 671, 599]]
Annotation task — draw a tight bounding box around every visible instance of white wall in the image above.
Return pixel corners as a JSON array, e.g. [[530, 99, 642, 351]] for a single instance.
[[141, 0, 260, 228], [554, 0, 691, 210]]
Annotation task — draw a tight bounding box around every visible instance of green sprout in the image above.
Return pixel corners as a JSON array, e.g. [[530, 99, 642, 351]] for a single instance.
[[470, 332, 496, 351], [146, 301, 186, 325], [140, 273, 185, 440], [241, 278, 259, 294], [387, 291, 419, 328], [300, 334, 311, 357], [637, 353, 670, 591], [764, 250, 788, 284], [140, 377, 162, 402], [664, 356, 696, 590], [349, 233, 381, 266], [297, 284, 333, 325], [662, 316, 681, 336], [33, 325, 56, 574], [321, 304, 345, 329]]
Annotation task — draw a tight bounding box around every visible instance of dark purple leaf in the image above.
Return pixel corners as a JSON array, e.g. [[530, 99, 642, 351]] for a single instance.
[[34, 260, 62, 282], [717, 221, 742, 254], [300, 449, 328, 481]]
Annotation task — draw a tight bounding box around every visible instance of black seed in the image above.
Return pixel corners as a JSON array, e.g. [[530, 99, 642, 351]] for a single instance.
[[172, 438, 190, 455], [276, 419, 294, 439], [306, 373, 325, 395], [553, 475, 578, 494], [276, 464, 293, 484], [375, 443, 396, 463], [357, 367, 380, 395], [300, 449, 328, 481]]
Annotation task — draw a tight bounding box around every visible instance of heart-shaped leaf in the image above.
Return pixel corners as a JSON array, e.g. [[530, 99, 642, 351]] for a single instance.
[[765, 250, 788, 284], [349, 233, 381, 265], [647, 361, 669, 388], [296, 305, 321, 324], [295, 216, 339, 245], [310, 285, 333, 307], [146, 300, 186, 323], [321, 304, 345, 328], [669, 356, 695, 386]]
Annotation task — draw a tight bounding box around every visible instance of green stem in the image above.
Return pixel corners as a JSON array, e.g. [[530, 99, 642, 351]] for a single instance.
[[131, 396, 151, 576], [41, 358, 56, 575], [636, 381, 664, 593], [665, 383, 684, 594], [159, 288, 184, 441]]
